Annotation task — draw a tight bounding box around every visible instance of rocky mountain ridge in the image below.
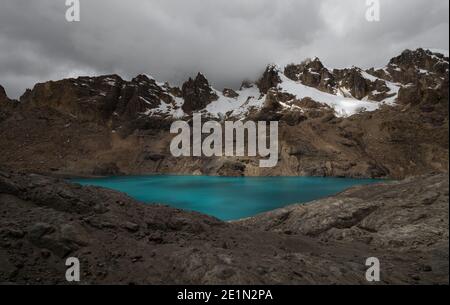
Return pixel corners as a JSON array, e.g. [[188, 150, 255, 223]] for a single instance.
[[0, 48, 448, 178], [8, 48, 448, 122]]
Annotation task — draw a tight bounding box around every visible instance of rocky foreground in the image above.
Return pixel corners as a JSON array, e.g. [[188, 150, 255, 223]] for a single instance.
[[0, 170, 448, 285]]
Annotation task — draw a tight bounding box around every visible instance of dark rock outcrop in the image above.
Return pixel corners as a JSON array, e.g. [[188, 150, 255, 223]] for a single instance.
[[389, 49, 449, 82], [18, 74, 179, 126], [181, 73, 218, 113], [19, 75, 125, 123], [222, 88, 239, 98], [333, 68, 373, 100], [0, 85, 17, 123], [257, 65, 281, 94], [369, 49, 449, 87], [284, 57, 398, 101], [117, 74, 175, 119], [285, 58, 336, 94], [0, 85, 8, 103]]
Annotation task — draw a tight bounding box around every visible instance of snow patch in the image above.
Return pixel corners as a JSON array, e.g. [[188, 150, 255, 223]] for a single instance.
[[278, 74, 380, 117], [427, 48, 449, 57], [205, 85, 264, 118]]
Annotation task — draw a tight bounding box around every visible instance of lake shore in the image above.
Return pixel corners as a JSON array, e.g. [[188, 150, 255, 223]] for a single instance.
[[71, 175, 383, 221], [0, 170, 447, 284]]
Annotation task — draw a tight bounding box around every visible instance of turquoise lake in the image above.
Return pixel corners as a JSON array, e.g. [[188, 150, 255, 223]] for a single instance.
[[72, 176, 380, 221]]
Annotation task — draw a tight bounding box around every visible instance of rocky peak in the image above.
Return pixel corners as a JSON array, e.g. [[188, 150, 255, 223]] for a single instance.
[[223, 88, 239, 98], [18, 75, 126, 123], [181, 73, 218, 113], [131, 74, 156, 85], [0, 84, 16, 122], [0, 85, 8, 103], [385, 48, 449, 84], [389, 48, 448, 71], [257, 65, 282, 94], [333, 67, 369, 100], [130, 74, 167, 96], [284, 58, 336, 94], [306, 57, 325, 72], [194, 72, 209, 85], [116, 75, 163, 119], [284, 64, 301, 82], [379, 49, 449, 105], [284, 57, 325, 79], [16, 73, 181, 126], [0, 85, 7, 99]]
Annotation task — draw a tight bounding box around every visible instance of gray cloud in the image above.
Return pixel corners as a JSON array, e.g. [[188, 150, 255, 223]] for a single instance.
[[0, 0, 448, 98]]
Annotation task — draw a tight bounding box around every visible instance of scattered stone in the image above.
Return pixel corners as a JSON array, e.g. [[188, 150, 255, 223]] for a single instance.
[[123, 222, 140, 233]]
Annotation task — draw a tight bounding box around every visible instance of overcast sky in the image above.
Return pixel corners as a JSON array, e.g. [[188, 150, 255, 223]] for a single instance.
[[0, 0, 449, 98]]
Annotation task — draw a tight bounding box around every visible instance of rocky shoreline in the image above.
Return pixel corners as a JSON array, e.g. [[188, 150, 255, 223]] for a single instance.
[[0, 170, 448, 285]]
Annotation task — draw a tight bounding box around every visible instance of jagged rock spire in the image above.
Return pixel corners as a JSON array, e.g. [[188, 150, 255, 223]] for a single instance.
[[257, 64, 281, 94], [0, 84, 8, 102], [181, 73, 218, 113]]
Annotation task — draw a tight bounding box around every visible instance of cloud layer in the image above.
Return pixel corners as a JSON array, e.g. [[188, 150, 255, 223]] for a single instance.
[[0, 0, 449, 98]]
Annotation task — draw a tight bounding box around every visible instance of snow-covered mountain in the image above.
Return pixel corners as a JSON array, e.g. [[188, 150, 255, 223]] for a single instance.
[[113, 48, 449, 120], [13, 48, 447, 124], [0, 48, 448, 179]]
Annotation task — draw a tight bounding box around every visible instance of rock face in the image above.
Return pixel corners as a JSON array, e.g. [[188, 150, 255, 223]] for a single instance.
[[0, 170, 447, 284], [238, 174, 449, 249], [0, 85, 7, 103], [283, 58, 393, 101], [222, 88, 239, 98], [181, 73, 218, 113], [18, 74, 179, 125], [388, 48, 449, 83], [285, 58, 336, 94], [257, 65, 282, 94], [0, 85, 17, 123], [334, 68, 370, 99]]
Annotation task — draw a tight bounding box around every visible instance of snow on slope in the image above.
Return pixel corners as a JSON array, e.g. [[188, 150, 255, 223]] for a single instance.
[[146, 96, 185, 118], [142, 64, 404, 119], [359, 71, 400, 106], [278, 74, 381, 117], [204, 68, 401, 119], [205, 85, 265, 119], [426, 48, 449, 57]]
